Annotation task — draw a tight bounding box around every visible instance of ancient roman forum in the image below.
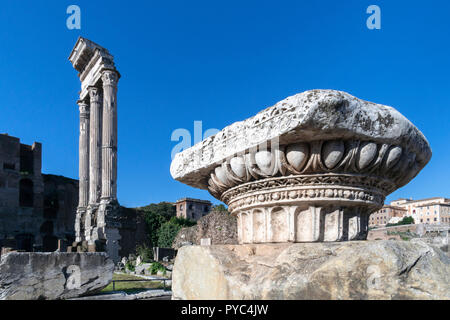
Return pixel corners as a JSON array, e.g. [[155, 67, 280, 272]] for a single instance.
[[171, 90, 432, 243], [68, 37, 121, 262]]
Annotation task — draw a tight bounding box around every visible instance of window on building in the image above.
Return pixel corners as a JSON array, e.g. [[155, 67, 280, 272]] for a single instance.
[[204, 205, 209, 213], [188, 204, 193, 210], [19, 179, 33, 207], [3, 162, 15, 170], [434, 218, 437, 222]]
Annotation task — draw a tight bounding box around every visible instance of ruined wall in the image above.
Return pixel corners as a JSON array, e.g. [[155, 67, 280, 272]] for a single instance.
[[117, 207, 149, 258], [0, 134, 79, 253], [42, 174, 79, 250], [0, 134, 44, 251], [173, 210, 238, 249]]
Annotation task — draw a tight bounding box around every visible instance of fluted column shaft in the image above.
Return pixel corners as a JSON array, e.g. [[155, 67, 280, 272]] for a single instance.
[[88, 86, 102, 206], [77, 100, 90, 209], [101, 70, 119, 201]]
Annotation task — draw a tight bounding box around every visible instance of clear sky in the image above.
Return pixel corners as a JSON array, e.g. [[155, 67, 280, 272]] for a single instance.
[[0, 0, 449, 207]]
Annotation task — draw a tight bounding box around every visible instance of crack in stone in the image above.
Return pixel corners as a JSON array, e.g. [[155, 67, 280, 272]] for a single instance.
[[398, 251, 430, 277]]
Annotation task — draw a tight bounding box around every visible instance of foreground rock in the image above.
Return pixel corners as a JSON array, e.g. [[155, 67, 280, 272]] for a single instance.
[[0, 252, 114, 300], [172, 240, 450, 300]]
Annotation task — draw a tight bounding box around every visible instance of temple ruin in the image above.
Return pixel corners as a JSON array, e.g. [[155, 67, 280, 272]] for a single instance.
[[68, 37, 121, 262]]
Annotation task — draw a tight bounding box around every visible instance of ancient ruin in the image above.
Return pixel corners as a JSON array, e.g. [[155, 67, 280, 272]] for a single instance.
[[171, 90, 432, 243], [170, 90, 450, 300], [0, 134, 79, 253], [69, 37, 121, 262]]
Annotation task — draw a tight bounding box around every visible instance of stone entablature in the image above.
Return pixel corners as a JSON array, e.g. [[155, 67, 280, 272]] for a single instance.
[[170, 90, 432, 244]]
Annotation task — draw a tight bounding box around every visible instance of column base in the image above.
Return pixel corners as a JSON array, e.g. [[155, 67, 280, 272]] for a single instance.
[[96, 199, 122, 263]]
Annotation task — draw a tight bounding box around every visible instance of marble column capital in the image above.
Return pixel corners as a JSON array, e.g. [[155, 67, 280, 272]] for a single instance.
[[88, 86, 102, 102], [77, 100, 90, 116], [101, 70, 119, 87]]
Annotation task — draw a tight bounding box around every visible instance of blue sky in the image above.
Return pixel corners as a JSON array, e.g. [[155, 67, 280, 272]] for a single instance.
[[0, 0, 449, 207]]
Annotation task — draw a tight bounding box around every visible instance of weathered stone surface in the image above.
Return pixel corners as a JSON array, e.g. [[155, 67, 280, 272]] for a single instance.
[[172, 240, 450, 300], [171, 90, 431, 190], [170, 90, 432, 244], [172, 210, 238, 249], [0, 252, 114, 300]]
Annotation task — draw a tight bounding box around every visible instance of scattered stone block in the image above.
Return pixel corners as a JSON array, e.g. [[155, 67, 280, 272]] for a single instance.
[[172, 240, 450, 300], [0, 252, 114, 300]]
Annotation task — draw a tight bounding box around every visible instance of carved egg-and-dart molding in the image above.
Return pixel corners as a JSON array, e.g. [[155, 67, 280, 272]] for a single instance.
[[170, 90, 431, 244]]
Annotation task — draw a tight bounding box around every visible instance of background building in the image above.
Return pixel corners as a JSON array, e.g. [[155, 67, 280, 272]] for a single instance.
[[0, 134, 78, 252], [369, 205, 407, 227], [176, 198, 212, 221], [390, 197, 450, 225]]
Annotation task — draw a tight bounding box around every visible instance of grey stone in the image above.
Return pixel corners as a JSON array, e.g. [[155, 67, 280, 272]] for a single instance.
[[0, 252, 114, 300], [172, 240, 450, 300], [136, 263, 152, 275]]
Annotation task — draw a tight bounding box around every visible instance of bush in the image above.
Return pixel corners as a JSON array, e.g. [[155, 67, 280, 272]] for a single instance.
[[149, 262, 166, 275], [125, 261, 135, 272], [135, 245, 153, 263], [386, 216, 415, 227]]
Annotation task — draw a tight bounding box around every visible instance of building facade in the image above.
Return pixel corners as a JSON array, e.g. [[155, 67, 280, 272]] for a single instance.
[[176, 198, 212, 221], [0, 134, 78, 252], [369, 205, 407, 227], [389, 197, 450, 225]]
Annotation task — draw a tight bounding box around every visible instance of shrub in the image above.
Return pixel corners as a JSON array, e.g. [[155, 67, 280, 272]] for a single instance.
[[125, 261, 135, 272], [135, 245, 153, 263], [149, 262, 166, 275]]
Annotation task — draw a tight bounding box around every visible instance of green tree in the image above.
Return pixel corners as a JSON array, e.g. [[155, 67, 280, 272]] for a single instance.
[[139, 202, 176, 249], [386, 216, 415, 227], [398, 216, 415, 225], [157, 217, 196, 248]]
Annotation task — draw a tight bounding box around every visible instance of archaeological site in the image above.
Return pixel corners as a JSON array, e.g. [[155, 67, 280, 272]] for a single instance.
[[1, 2, 450, 305]]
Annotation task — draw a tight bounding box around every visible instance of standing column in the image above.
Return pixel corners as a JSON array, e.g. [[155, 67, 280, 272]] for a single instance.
[[86, 86, 102, 239], [100, 70, 119, 203], [78, 100, 90, 208], [88, 86, 103, 205], [75, 100, 90, 242]]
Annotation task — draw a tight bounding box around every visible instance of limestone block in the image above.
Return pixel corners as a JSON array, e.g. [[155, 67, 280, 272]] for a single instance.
[[0, 252, 114, 300], [172, 240, 450, 300]]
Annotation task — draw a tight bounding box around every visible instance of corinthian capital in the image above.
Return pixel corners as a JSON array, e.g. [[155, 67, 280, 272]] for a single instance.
[[77, 100, 90, 115], [101, 70, 119, 87], [88, 86, 102, 103]]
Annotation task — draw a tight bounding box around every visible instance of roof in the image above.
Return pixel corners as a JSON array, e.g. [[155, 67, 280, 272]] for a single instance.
[[392, 197, 450, 205]]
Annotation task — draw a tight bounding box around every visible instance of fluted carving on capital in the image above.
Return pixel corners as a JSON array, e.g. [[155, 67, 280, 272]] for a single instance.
[[88, 86, 102, 103], [101, 70, 119, 87]]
